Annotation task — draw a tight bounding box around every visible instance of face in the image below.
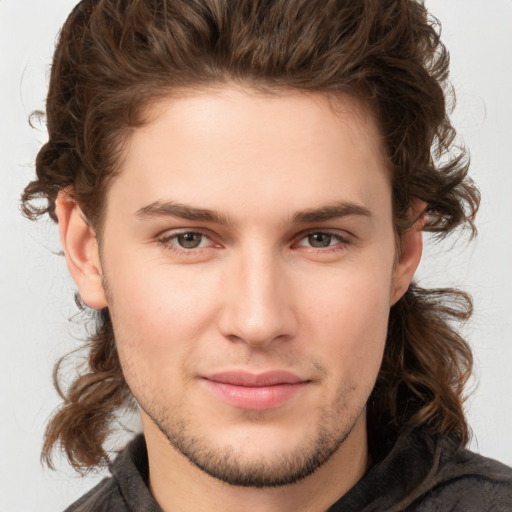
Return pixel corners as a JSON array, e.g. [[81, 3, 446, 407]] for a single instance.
[[67, 86, 419, 487]]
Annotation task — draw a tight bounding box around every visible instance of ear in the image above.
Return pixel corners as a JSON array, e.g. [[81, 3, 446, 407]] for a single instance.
[[55, 190, 108, 309], [390, 201, 426, 305]]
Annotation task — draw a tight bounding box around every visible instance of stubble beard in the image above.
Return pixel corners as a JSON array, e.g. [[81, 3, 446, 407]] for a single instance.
[[102, 274, 372, 489], [137, 389, 364, 488]]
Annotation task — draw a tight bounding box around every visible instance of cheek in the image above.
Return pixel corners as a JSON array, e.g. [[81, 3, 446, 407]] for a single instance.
[[105, 260, 221, 372], [302, 266, 392, 380]]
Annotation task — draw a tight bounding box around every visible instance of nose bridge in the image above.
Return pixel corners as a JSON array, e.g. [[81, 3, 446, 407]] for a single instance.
[[220, 243, 295, 347]]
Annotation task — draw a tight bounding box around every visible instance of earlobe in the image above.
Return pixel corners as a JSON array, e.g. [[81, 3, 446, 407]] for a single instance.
[[390, 203, 426, 305], [55, 190, 108, 310]]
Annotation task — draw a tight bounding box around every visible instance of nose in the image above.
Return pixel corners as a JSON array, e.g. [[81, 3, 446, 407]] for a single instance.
[[218, 249, 298, 348]]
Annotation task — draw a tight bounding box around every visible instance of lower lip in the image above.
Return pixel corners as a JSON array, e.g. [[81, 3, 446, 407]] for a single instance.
[[203, 380, 308, 410]]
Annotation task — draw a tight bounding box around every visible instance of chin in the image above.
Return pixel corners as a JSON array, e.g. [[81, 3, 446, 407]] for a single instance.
[[143, 399, 365, 488]]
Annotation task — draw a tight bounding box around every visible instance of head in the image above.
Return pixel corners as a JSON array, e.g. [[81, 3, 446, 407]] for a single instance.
[[23, 0, 479, 477]]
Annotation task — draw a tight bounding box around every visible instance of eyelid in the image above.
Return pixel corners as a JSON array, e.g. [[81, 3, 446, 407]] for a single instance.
[[155, 227, 351, 254], [290, 229, 351, 256], [295, 229, 350, 243], [157, 226, 215, 239], [157, 228, 221, 251]]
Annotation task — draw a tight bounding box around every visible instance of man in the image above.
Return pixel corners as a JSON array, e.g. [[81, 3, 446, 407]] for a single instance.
[[20, 0, 512, 510]]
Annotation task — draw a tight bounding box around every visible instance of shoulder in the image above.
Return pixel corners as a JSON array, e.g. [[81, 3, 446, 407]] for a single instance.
[[63, 476, 128, 512], [62, 434, 161, 512], [410, 449, 512, 512]]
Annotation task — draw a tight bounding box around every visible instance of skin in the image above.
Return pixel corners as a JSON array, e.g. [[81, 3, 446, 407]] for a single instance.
[[57, 85, 423, 512]]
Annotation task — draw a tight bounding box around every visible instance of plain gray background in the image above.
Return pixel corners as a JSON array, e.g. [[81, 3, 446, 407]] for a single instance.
[[1, 1, 511, 510]]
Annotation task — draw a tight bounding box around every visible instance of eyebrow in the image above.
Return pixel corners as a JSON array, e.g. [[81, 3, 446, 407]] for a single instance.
[[291, 202, 372, 224], [136, 201, 232, 225], [135, 200, 372, 225]]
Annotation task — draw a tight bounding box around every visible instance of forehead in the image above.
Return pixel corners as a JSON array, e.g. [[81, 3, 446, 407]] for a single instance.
[[106, 85, 391, 225]]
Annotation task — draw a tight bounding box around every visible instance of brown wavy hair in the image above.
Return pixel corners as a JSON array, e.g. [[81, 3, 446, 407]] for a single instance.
[[22, 0, 479, 471]]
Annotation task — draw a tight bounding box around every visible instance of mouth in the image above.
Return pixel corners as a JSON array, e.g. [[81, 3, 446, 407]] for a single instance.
[[202, 371, 310, 411]]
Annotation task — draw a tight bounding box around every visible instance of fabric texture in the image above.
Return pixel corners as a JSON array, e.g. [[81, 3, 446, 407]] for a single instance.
[[64, 431, 512, 512]]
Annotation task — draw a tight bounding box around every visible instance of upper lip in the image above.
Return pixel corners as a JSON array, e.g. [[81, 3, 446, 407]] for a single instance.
[[204, 370, 307, 387]]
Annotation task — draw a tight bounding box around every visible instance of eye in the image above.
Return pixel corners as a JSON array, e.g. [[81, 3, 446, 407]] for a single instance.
[[175, 232, 206, 249], [306, 233, 335, 248], [295, 231, 348, 250], [158, 231, 214, 251]]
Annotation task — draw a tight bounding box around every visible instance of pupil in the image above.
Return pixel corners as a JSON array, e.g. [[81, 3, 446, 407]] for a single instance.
[[178, 233, 202, 248], [308, 233, 331, 248]]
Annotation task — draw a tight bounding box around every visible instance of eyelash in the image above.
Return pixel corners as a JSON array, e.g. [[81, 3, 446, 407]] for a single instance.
[[156, 230, 350, 255], [294, 231, 349, 254], [157, 230, 216, 255]]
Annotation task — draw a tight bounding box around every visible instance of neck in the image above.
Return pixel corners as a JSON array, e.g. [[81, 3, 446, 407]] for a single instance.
[[142, 413, 369, 512]]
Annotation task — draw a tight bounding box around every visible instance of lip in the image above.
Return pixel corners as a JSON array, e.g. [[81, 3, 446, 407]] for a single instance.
[[202, 371, 309, 411]]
